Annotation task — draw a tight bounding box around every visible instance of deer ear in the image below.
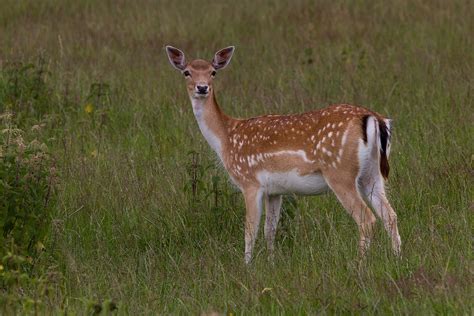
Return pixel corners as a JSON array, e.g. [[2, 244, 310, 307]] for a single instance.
[[212, 46, 235, 70], [166, 46, 186, 70]]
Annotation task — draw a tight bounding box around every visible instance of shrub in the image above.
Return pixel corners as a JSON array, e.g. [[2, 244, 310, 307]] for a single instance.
[[0, 57, 54, 121], [0, 111, 56, 258]]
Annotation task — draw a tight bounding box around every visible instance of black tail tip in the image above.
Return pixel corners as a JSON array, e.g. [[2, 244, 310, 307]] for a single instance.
[[378, 119, 391, 179], [380, 154, 390, 179]]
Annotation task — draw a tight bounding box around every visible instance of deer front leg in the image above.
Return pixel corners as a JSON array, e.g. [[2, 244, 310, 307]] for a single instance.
[[264, 194, 282, 257], [243, 188, 263, 264]]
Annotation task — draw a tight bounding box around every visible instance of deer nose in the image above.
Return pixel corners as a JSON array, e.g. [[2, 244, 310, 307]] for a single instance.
[[196, 85, 209, 94]]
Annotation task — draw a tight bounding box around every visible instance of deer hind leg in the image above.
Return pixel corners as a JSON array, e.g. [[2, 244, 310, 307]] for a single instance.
[[324, 173, 376, 256], [264, 194, 282, 257], [360, 177, 401, 256], [243, 188, 263, 264]]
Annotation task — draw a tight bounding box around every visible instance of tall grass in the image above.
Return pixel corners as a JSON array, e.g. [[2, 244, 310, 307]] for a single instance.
[[0, 0, 472, 313]]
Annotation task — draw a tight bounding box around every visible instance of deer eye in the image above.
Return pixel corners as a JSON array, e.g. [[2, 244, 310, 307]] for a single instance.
[[183, 70, 191, 77], [211, 70, 217, 77]]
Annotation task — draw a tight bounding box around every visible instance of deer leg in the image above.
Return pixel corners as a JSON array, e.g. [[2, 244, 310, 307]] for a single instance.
[[362, 180, 401, 256], [325, 175, 376, 256], [243, 188, 263, 264], [264, 194, 282, 257]]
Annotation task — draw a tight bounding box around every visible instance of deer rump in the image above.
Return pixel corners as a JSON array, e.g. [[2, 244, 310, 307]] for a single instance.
[[361, 115, 392, 180]]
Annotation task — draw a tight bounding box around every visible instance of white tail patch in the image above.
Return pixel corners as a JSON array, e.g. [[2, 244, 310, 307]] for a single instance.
[[358, 116, 381, 183]]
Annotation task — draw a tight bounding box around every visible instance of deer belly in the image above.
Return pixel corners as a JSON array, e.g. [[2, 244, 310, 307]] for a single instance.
[[257, 169, 329, 195]]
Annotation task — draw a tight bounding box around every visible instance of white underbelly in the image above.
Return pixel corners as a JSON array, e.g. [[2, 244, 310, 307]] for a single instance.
[[257, 169, 329, 195]]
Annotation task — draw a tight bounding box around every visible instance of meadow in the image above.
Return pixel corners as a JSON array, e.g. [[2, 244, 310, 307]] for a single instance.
[[0, 0, 472, 314]]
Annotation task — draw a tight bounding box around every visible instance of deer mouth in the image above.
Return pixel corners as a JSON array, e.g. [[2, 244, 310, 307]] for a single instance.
[[194, 91, 209, 98]]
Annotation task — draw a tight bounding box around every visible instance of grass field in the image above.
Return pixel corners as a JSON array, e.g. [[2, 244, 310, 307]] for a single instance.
[[0, 0, 473, 314]]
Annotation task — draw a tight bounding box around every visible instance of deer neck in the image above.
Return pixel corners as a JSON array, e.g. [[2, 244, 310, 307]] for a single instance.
[[190, 91, 230, 161]]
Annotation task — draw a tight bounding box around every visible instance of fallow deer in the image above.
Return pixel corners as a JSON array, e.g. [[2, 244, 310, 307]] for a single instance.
[[166, 45, 401, 264]]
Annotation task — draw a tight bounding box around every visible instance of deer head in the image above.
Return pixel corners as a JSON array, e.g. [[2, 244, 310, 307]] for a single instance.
[[165, 46, 235, 100]]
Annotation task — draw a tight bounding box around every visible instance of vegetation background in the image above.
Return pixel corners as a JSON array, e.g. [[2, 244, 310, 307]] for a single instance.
[[0, 0, 472, 314]]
